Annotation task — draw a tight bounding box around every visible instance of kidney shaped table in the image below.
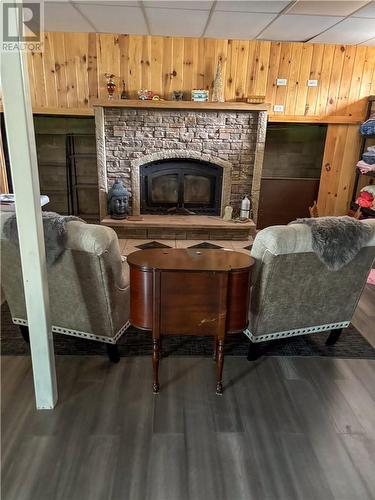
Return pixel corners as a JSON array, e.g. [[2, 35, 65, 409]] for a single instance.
[[127, 248, 254, 395]]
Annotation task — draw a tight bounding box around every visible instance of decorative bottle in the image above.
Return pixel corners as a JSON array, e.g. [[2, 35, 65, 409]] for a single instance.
[[105, 73, 116, 99], [240, 195, 251, 220], [120, 80, 128, 100]]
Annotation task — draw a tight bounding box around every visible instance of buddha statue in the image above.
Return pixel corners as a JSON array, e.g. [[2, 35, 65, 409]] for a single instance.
[[107, 179, 130, 219]]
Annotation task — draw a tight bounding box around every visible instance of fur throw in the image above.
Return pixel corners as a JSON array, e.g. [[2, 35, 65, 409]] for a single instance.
[[3, 212, 84, 266], [291, 216, 373, 271]]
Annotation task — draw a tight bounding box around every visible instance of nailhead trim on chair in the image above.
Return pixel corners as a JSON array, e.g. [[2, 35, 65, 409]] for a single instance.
[[12, 318, 131, 345], [244, 321, 350, 343]]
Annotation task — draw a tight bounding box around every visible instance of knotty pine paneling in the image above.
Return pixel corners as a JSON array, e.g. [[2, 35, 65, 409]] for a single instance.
[[12, 32, 375, 120], [1, 32, 373, 218], [317, 124, 362, 216]]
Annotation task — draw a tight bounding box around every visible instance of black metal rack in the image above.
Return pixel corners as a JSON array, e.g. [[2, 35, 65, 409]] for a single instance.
[[66, 133, 98, 220]]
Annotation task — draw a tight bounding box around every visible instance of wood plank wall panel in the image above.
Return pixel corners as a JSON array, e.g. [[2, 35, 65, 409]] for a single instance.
[[9, 32, 373, 120], [317, 124, 362, 216]]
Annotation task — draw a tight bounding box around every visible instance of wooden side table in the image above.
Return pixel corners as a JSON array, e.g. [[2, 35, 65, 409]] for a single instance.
[[127, 248, 254, 395]]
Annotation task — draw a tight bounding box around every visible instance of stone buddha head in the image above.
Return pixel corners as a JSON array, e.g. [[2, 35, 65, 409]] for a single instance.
[[107, 179, 130, 219]]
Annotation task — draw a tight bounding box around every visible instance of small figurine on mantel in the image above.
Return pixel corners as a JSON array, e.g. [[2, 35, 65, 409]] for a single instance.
[[172, 90, 184, 101], [212, 60, 225, 103], [223, 205, 233, 221], [107, 179, 130, 220], [138, 90, 161, 100]]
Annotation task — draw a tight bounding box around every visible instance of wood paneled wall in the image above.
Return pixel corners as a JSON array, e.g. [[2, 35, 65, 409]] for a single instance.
[[22, 32, 375, 120], [317, 124, 362, 216], [2, 32, 374, 216]]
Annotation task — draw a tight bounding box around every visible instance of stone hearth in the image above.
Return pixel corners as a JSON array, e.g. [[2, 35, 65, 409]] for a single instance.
[[94, 101, 267, 238], [101, 214, 256, 240]]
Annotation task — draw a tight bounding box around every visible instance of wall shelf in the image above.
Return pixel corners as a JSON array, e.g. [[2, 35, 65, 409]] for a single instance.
[[92, 99, 269, 112]]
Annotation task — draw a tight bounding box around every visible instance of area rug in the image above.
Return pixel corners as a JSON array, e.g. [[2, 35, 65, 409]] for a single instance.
[[1, 303, 374, 359], [135, 240, 172, 249]]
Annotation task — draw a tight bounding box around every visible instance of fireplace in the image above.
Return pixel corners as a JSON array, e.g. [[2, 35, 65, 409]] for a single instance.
[[94, 102, 268, 223], [140, 159, 223, 215]]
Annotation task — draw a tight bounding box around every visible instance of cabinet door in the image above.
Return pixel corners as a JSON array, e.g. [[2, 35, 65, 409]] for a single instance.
[[257, 178, 320, 229], [160, 271, 228, 336]]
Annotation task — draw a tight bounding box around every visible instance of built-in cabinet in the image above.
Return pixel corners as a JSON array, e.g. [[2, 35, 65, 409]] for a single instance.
[[258, 123, 326, 228]]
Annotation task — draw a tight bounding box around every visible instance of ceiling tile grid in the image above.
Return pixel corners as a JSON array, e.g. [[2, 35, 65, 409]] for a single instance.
[[205, 11, 277, 39], [44, 2, 95, 32], [310, 16, 375, 44], [146, 7, 209, 36], [76, 3, 148, 34], [287, 1, 368, 16], [258, 14, 344, 42], [42, 0, 375, 45], [143, 1, 213, 10], [215, 1, 290, 13], [352, 1, 375, 17]]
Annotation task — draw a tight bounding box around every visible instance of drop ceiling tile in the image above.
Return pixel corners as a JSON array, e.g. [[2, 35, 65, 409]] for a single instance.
[[72, 1, 139, 5], [143, 1, 213, 10], [146, 8, 209, 36], [258, 14, 343, 41], [205, 11, 276, 39], [215, 1, 289, 13], [359, 37, 375, 45], [76, 4, 148, 34], [311, 17, 375, 44], [353, 1, 375, 17], [288, 1, 367, 16], [44, 2, 95, 31]]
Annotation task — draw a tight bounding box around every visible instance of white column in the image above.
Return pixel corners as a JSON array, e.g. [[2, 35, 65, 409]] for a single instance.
[[1, 8, 57, 409]]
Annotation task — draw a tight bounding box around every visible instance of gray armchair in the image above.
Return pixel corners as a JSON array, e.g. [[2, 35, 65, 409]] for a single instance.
[[246, 219, 375, 359], [0, 213, 130, 361]]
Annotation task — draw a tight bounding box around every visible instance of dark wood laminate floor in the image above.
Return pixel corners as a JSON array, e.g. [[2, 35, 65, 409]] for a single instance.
[[1, 286, 375, 500]]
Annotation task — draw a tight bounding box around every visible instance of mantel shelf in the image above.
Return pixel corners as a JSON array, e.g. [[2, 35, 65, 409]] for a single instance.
[[92, 99, 269, 112]]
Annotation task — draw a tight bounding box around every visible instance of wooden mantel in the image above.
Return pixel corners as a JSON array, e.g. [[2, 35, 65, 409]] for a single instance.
[[92, 99, 269, 112]]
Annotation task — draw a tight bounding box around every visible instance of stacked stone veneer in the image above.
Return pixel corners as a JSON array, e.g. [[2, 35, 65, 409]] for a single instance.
[[95, 107, 267, 221]]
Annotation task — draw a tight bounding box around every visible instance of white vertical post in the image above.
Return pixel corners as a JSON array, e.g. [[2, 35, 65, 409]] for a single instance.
[[1, 6, 57, 409]]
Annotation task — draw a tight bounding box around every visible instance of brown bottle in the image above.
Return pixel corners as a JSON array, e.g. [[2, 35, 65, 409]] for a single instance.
[[120, 80, 128, 100]]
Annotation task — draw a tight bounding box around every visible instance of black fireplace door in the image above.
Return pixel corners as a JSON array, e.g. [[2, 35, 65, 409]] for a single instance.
[[140, 159, 223, 215]]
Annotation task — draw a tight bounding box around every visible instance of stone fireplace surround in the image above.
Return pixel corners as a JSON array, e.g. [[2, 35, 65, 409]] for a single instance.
[[94, 101, 267, 224]]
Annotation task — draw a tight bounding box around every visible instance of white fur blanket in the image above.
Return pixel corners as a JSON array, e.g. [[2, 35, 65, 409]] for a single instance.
[[291, 216, 373, 271], [3, 212, 84, 266]]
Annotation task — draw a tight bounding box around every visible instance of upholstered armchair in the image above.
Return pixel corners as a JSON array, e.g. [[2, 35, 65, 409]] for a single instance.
[[0, 213, 130, 362], [246, 219, 375, 359]]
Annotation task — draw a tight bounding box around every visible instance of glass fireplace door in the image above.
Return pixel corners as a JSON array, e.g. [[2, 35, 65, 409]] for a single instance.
[[140, 159, 223, 215], [148, 173, 179, 205]]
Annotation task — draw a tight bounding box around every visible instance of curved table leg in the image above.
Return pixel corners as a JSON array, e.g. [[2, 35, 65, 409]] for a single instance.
[[216, 339, 224, 395], [213, 336, 219, 361], [152, 338, 160, 394]]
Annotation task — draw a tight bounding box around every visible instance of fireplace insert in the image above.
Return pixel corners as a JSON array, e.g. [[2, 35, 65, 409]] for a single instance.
[[140, 159, 223, 215]]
